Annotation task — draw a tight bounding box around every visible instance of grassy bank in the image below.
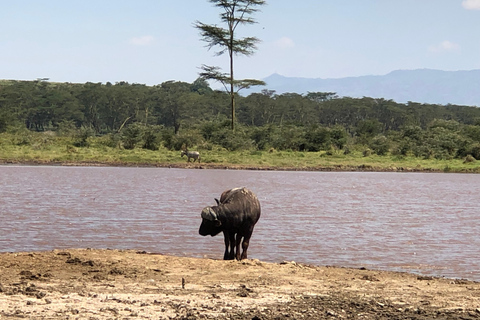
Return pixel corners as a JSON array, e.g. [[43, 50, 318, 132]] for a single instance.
[[1, 132, 479, 173]]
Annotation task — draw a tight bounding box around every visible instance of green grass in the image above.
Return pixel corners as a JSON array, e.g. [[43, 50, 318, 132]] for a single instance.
[[1, 132, 479, 173]]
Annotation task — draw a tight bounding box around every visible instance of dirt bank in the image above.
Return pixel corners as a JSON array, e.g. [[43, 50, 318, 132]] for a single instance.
[[1, 249, 479, 319], [0, 158, 447, 173]]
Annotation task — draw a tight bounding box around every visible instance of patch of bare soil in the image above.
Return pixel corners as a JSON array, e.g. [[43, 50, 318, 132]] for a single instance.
[[1, 249, 479, 319]]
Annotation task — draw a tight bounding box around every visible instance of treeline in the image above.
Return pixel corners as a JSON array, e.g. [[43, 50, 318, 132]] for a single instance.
[[1, 79, 480, 160]]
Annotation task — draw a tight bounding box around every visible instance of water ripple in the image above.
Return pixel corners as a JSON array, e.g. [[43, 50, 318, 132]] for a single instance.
[[1, 166, 479, 280]]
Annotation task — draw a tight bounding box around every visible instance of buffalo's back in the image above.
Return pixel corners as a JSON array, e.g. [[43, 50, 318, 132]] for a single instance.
[[220, 187, 261, 225]]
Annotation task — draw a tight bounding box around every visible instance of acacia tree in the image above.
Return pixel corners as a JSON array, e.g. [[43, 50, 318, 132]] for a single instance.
[[195, 0, 266, 130]]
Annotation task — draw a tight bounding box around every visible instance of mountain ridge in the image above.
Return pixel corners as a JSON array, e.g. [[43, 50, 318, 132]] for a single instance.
[[246, 69, 480, 107]]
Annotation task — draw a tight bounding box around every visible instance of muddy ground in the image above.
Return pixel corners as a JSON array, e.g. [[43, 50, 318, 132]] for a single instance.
[[1, 249, 479, 319], [0, 159, 446, 173]]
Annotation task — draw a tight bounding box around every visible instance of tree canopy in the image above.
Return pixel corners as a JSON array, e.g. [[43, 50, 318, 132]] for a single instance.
[[2, 78, 480, 161]]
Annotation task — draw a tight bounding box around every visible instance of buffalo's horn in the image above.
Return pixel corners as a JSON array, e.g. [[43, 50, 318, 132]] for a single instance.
[[201, 207, 217, 221]]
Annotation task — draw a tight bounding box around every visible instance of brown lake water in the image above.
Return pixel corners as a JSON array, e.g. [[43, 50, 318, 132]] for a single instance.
[[0, 165, 479, 281]]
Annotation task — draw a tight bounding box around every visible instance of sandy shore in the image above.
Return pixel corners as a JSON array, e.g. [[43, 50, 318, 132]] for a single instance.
[[1, 249, 479, 319]]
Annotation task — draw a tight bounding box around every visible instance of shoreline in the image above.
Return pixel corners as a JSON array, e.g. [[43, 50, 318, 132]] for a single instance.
[[1, 249, 479, 319], [0, 158, 462, 173]]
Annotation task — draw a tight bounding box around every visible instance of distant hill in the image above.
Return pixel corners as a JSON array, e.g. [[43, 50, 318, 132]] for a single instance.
[[245, 69, 480, 107]]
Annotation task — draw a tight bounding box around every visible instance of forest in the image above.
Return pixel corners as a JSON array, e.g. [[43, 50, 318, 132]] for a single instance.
[[1, 78, 480, 162]]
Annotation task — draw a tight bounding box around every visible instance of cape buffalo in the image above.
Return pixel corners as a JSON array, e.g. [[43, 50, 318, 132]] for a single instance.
[[199, 187, 261, 260]]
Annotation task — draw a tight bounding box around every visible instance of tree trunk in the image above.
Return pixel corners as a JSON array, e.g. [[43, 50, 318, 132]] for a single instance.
[[230, 46, 235, 131]]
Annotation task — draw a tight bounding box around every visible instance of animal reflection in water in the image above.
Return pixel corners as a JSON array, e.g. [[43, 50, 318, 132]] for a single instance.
[[199, 187, 261, 260]]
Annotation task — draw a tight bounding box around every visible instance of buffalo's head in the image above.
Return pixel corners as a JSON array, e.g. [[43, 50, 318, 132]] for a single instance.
[[199, 206, 223, 236]]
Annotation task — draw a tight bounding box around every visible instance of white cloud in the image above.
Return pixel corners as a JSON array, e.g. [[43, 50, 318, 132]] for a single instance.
[[428, 40, 460, 53], [462, 0, 480, 10], [274, 37, 295, 49], [129, 35, 154, 46]]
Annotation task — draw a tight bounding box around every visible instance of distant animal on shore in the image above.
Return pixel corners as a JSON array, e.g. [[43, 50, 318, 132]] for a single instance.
[[199, 187, 261, 260], [180, 150, 200, 163]]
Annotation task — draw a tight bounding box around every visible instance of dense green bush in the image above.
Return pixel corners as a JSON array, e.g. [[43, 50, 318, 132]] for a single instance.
[[303, 125, 330, 151], [0, 117, 7, 133], [468, 143, 480, 160], [8, 126, 35, 146], [210, 126, 254, 151], [355, 119, 383, 144], [402, 125, 424, 142], [121, 123, 144, 149], [162, 129, 204, 151], [428, 119, 460, 131], [102, 133, 122, 148], [330, 126, 348, 149], [200, 119, 230, 140], [142, 125, 163, 151], [57, 120, 78, 137], [74, 126, 95, 147], [369, 135, 390, 155], [249, 125, 276, 150], [269, 125, 304, 151], [463, 125, 480, 142]]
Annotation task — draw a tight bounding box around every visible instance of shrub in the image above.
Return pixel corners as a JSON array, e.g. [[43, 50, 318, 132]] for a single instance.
[[303, 125, 331, 152], [434, 150, 453, 160], [402, 125, 424, 141], [74, 126, 95, 147], [200, 119, 230, 140], [363, 148, 372, 157], [270, 125, 304, 151], [428, 119, 460, 131], [162, 129, 204, 151], [57, 120, 77, 137], [9, 127, 33, 146], [355, 119, 383, 144], [121, 123, 144, 149], [250, 125, 275, 150], [119, 124, 163, 150], [392, 139, 412, 156], [463, 125, 480, 142], [210, 127, 254, 151], [161, 130, 176, 150], [421, 126, 466, 159], [0, 111, 21, 133], [102, 133, 122, 148], [468, 143, 480, 160], [413, 145, 434, 159], [369, 135, 390, 155], [330, 125, 348, 149], [0, 117, 7, 133], [142, 125, 162, 151], [464, 154, 476, 163]]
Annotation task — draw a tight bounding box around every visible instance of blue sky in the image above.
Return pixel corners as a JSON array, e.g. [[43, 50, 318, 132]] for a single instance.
[[1, 0, 480, 85]]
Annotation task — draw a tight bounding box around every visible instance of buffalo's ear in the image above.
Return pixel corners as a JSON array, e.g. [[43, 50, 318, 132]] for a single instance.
[[215, 198, 220, 205]]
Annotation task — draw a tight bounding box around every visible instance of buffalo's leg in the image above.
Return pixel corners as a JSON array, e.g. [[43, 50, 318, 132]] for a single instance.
[[223, 231, 236, 260], [228, 233, 236, 259], [235, 234, 243, 260], [223, 231, 231, 260], [240, 229, 254, 260]]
